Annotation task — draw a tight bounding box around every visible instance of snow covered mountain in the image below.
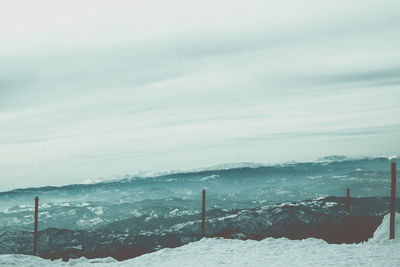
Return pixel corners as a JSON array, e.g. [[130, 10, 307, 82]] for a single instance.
[[0, 156, 398, 261]]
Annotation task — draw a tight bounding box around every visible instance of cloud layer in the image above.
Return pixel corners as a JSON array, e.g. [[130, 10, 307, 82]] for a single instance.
[[1, 0, 400, 190]]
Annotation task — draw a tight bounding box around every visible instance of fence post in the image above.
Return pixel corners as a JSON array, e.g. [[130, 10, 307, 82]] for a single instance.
[[390, 162, 396, 239], [346, 188, 350, 215], [33, 196, 39, 256], [202, 189, 205, 238]]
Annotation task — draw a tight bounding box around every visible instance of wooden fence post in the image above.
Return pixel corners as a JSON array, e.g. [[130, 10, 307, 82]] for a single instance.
[[33, 196, 39, 255], [346, 188, 350, 215], [202, 189, 206, 238], [390, 162, 396, 239]]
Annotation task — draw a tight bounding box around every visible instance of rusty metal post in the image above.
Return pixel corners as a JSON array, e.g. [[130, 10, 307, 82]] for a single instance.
[[33, 196, 39, 255], [346, 188, 350, 215], [390, 162, 396, 239], [202, 189, 205, 238]]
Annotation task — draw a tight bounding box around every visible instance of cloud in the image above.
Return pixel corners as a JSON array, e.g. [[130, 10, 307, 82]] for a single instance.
[[307, 68, 400, 87], [1, 0, 400, 190]]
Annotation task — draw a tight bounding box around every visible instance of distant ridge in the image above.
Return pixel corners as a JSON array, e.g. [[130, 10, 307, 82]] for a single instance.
[[0, 155, 397, 193]]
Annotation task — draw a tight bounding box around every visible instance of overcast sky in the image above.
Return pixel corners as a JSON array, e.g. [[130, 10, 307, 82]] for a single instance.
[[1, 0, 400, 191]]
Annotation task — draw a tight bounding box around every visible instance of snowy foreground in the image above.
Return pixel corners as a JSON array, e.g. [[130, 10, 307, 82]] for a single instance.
[[1, 213, 400, 267]]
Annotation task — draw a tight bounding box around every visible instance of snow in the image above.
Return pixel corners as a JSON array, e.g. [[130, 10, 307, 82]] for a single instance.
[[79, 162, 268, 185], [200, 174, 219, 181], [370, 212, 400, 242], [0, 255, 117, 266], [325, 202, 337, 207], [307, 175, 322, 180], [331, 175, 347, 179], [87, 207, 103, 216], [384, 155, 398, 161], [76, 217, 103, 227], [1, 213, 400, 266], [123, 237, 400, 267]]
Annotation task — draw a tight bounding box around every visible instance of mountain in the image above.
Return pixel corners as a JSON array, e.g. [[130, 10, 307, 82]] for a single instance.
[[0, 156, 398, 261]]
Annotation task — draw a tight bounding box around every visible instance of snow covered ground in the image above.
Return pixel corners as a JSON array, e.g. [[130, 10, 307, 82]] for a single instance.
[[1, 213, 399, 266]]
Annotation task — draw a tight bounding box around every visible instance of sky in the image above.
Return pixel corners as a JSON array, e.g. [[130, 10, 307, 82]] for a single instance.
[[1, 0, 400, 191]]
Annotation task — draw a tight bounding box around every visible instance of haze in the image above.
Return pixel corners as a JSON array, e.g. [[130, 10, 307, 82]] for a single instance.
[[1, 0, 399, 191]]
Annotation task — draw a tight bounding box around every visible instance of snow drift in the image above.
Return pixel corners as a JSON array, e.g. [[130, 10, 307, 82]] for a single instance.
[[370, 212, 400, 242]]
